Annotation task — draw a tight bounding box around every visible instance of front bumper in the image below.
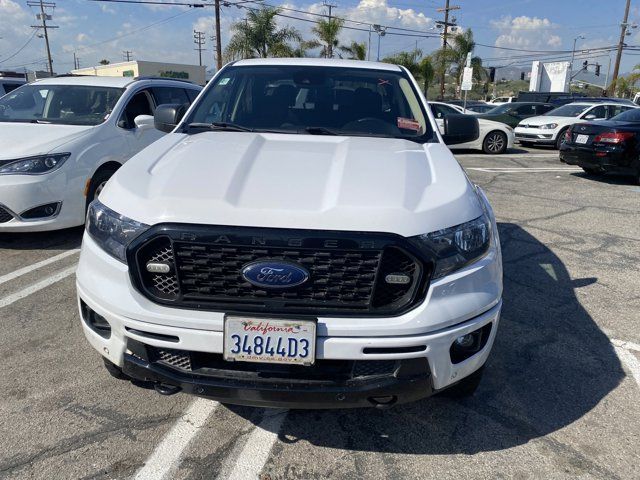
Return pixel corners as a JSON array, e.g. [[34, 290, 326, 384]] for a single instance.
[[514, 128, 557, 144], [0, 170, 85, 232]]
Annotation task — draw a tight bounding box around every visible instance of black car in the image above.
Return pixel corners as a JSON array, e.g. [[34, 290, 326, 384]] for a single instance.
[[560, 107, 640, 183], [476, 102, 555, 128]]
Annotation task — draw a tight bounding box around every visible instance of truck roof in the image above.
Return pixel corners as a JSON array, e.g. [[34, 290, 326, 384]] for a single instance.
[[232, 58, 403, 72]]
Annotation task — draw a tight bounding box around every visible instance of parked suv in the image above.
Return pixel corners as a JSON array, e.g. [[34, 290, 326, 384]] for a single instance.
[[0, 75, 201, 231], [77, 59, 503, 409], [0, 74, 27, 97]]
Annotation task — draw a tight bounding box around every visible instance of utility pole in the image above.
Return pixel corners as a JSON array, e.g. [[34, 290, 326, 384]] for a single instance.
[[609, 0, 631, 96], [122, 50, 133, 62], [28, 0, 58, 75], [214, 0, 222, 70], [193, 30, 206, 67], [323, 1, 337, 58], [437, 0, 460, 100], [73, 52, 80, 70]]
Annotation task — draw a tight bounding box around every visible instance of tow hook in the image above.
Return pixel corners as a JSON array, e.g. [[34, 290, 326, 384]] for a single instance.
[[368, 395, 398, 409], [154, 383, 182, 396]]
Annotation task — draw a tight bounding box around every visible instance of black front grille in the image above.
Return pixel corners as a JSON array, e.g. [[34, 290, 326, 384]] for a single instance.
[[146, 344, 398, 382], [0, 206, 14, 224], [129, 225, 431, 316]]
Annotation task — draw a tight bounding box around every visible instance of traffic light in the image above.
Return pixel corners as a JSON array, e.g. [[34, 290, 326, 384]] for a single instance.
[[595, 64, 601, 76], [520, 71, 525, 81], [489, 67, 496, 82]]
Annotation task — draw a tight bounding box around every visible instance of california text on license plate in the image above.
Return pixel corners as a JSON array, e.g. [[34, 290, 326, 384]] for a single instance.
[[576, 134, 589, 144], [223, 316, 316, 365]]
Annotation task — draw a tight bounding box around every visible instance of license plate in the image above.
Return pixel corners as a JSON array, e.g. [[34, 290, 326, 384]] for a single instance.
[[223, 316, 316, 366], [576, 134, 589, 144]]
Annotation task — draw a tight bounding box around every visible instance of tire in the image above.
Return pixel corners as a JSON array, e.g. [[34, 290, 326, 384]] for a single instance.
[[442, 366, 485, 399], [482, 131, 508, 154], [555, 128, 569, 150], [103, 358, 130, 380], [86, 168, 118, 209]]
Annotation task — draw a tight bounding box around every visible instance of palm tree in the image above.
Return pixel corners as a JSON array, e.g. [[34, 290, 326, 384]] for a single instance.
[[433, 29, 484, 97], [225, 7, 301, 60], [339, 41, 367, 60], [381, 49, 422, 77], [418, 57, 435, 97], [306, 18, 344, 58]]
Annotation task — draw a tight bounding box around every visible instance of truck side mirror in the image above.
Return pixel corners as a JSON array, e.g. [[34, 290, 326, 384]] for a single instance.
[[442, 114, 480, 145], [154, 103, 188, 133]]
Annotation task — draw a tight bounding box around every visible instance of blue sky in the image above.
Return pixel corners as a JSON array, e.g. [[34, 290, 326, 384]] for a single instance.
[[1, 0, 639, 80]]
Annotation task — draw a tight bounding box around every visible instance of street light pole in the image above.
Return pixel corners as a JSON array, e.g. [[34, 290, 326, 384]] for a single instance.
[[373, 25, 386, 61], [569, 35, 585, 91]]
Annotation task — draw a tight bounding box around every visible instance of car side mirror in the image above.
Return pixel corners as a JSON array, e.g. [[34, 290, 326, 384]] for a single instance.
[[442, 114, 479, 145], [154, 103, 188, 133], [584, 114, 597, 120], [134, 114, 155, 131]]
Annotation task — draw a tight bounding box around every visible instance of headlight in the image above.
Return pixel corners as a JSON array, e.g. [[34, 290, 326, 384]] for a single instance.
[[538, 123, 558, 130], [412, 214, 491, 279], [0, 153, 70, 175], [86, 200, 149, 263]]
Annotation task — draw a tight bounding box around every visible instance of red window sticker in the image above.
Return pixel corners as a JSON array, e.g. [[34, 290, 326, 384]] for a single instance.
[[378, 79, 391, 86], [397, 117, 421, 132]]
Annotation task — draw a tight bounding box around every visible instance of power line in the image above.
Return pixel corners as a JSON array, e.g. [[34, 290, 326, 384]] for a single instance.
[[0, 31, 38, 64]]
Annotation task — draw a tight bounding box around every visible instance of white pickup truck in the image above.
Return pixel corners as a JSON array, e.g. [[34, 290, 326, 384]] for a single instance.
[[77, 58, 503, 409]]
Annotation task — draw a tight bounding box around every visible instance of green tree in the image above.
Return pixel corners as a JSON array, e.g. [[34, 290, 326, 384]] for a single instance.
[[433, 29, 484, 98], [339, 41, 367, 60], [225, 7, 301, 60], [418, 57, 435, 97], [306, 18, 344, 58], [381, 49, 422, 77]]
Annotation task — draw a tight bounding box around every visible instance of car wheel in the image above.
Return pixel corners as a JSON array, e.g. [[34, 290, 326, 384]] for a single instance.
[[442, 366, 485, 399], [86, 168, 118, 209], [555, 128, 569, 149], [103, 358, 130, 380], [483, 131, 508, 154]]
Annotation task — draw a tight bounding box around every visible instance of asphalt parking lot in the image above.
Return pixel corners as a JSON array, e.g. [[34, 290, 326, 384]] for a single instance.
[[0, 146, 638, 480]]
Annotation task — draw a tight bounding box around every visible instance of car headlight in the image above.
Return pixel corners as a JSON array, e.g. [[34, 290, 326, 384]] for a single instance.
[[412, 214, 491, 279], [86, 200, 149, 263], [0, 153, 70, 175], [538, 123, 558, 130]]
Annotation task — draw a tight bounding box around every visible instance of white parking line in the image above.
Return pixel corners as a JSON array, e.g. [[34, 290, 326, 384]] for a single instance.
[[468, 167, 582, 173], [134, 399, 219, 480], [225, 409, 288, 480], [0, 249, 79, 287], [612, 339, 640, 388], [0, 265, 77, 309]]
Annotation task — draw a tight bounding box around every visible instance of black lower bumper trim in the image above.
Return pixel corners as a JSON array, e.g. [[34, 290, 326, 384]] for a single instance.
[[122, 353, 433, 409]]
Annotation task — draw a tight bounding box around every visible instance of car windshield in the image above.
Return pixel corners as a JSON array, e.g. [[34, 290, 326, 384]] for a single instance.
[[0, 84, 124, 125], [610, 108, 640, 122], [486, 104, 513, 114], [186, 65, 433, 141], [545, 104, 590, 117]]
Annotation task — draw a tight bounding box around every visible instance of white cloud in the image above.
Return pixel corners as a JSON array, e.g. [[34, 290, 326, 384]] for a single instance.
[[76, 33, 89, 43], [492, 15, 562, 49]]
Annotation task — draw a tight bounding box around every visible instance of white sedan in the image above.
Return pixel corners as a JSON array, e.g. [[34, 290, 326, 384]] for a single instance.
[[429, 102, 515, 154], [514, 102, 637, 149]]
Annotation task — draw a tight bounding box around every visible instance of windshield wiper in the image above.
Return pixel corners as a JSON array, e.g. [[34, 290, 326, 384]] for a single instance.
[[303, 126, 340, 136], [185, 122, 254, 133]]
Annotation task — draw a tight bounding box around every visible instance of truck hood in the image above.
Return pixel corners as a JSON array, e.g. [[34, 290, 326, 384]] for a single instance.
[[0, 122, 93, 160], [102, 132, 483, 237]]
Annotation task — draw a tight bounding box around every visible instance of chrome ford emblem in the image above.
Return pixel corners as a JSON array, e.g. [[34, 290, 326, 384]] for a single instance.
[[242, 261, 309, 289]]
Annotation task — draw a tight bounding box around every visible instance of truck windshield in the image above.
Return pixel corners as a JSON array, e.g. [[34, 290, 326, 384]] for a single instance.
[[187, 65, 433, 141], [0, 84, 124, 126]]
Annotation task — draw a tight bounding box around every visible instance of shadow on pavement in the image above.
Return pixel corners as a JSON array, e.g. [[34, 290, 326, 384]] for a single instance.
[[571, 171, 638, 186], [0, 226, 83, 251], [228, 223, 624, 454]]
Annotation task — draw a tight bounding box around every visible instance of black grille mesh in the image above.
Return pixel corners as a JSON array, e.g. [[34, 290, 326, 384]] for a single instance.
[[154, 348, 192, 371], [175, 242, 381, 307], [132, 229, 428, 316], [0, 206, 13, 224]]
